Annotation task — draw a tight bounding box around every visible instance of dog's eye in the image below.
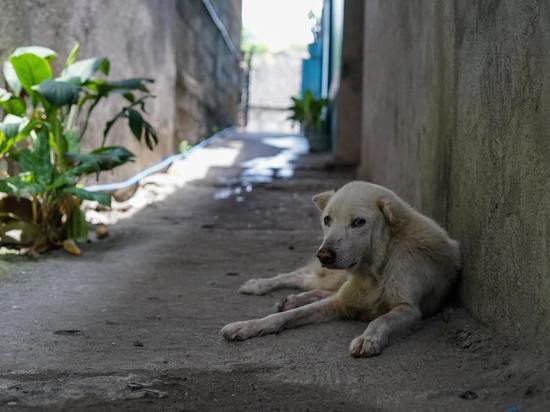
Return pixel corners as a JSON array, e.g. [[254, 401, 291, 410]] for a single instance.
[[323, 216, 332, 226], [351, 217, 366, 228]]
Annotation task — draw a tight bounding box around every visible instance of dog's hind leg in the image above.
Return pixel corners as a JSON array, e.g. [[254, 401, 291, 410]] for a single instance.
[[221, 297, 340, 341], [276, 289, 335, 312]]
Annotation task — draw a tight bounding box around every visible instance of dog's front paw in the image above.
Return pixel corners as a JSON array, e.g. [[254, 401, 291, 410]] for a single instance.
[[276, 294, 298, 312], [239, 278, 272, 295], [221, 320, 259, 341], [349, 335, 384, 358]]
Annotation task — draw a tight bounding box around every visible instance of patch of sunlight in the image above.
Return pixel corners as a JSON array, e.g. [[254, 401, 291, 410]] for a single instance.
[[262, 135, 309, 152], [0, 247, 20, 255], [85, 140, 244, 225], [240, 135, 308, 181], [168, 141, 244, 182], [4, 229, 23, 243]]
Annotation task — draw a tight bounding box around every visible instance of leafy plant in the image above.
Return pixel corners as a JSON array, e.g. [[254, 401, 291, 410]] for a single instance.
[[0, 44, 158, 253], [288, 90, 328, 132], [178, 140, 192, 154]]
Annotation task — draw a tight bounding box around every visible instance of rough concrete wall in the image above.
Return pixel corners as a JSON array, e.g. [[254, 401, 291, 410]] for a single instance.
[[333, 0, 364, 165], [173, 0, 241, 148], [357, 0, 550, 347], [0, 0, 241, 181]]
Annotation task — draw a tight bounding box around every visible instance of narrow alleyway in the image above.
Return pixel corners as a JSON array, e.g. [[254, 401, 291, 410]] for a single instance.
[[0, 132, 548, 411]]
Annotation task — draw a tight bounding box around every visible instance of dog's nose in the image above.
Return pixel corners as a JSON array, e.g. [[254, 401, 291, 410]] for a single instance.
[[317, 247, 336, 266]]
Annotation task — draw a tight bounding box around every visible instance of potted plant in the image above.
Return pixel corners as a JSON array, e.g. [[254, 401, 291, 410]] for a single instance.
[[0, 44, 157, 254], [288, 90, 328, 152]]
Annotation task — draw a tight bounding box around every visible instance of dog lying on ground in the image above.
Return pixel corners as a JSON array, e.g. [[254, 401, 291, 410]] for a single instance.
[[221, 181, 461, 357]]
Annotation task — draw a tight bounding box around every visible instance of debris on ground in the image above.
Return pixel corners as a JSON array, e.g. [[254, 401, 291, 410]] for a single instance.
[[459, 390, 478, 400], [62, 239, 81, 256], [53, 330, 85, 336], [127, 382, 152, 391], [95, 225, 109, 239], [142, 388, 168, 398]]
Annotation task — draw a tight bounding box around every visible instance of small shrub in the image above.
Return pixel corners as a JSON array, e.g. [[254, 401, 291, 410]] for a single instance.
[[0, 44, 158, 253], [287, 90, 328, 132]]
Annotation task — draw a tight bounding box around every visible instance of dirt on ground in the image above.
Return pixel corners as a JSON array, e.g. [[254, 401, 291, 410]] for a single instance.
[[0, 131, 548, 411]]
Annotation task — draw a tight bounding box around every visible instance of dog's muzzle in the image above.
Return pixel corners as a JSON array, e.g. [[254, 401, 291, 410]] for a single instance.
[[317, 247, 336, 267]]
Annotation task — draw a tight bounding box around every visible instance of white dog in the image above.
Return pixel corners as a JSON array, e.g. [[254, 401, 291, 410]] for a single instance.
[[221, 181, 461, 357]]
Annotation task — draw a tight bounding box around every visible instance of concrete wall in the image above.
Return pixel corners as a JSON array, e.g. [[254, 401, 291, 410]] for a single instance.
[[333, 0, 364, 165], [354, 0, 550, 347], [0, 0, 242, 180]]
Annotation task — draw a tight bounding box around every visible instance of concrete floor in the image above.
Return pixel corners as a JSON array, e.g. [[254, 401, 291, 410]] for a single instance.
[[0, 132, 549, 411]]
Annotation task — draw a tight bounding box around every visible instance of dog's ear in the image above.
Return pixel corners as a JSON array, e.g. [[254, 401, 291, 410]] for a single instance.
[[312, 190, 335, 211], [377, 197, 401, 226]]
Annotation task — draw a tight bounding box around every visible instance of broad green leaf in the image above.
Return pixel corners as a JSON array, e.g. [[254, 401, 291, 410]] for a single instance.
[[0, 176, 43, 196], [11, 46, 57, 61], [0, 123, 19, 138], [65, 145, 134, 177], [3, 61, 22, 96], [62, 76, 83, 87], [0, 220, 40, 245], [65, 43, 80, 67], [0, 114, 28, 136], [66, 205, 88, 243], [122, 92, 135, 103], [0, 131, 7, 154], [127, 109, 143, 140], [9, 54, 52, 94], [0, 115, 21, 138], [90, 145, 134, 159], [0, 96, 26, 116], [38, 80, 80, 107], [0, 117, 35, 155], [64, 130, 80, 154], [16, 150, 34, 173], [63, 187, 111, 206], [60, 57, 110, 83], [108, 78, 153, 92], [3, 114, 24, 124], [143, 121, 158, 150], [83, 78, 152, 98], [0, 88, 12, 102], [50, 173, 75, 191], [18, 130, 52, 185]]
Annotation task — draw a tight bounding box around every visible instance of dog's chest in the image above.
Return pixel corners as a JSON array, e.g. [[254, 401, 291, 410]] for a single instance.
[[337, 274, 390, 321]]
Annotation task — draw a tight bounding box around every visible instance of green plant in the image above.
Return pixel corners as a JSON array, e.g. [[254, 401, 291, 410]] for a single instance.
[[177, 140, 192, 154], [0, 44, 158, 253], [287, 90, 328, 132]]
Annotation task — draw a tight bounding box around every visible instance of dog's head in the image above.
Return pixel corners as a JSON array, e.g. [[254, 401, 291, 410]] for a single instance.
[[312, 181, 401, 270]]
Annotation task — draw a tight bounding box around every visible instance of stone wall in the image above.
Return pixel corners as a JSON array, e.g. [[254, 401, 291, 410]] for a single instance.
[[352, 0, 550, 347], [0, 0, 242, 180]]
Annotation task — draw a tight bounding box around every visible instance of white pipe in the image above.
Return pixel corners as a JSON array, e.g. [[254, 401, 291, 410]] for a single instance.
[[85, 127, 234, 192]]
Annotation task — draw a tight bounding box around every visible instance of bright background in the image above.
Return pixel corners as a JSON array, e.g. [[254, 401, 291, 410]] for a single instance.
[[242, 0, 323, 51]]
